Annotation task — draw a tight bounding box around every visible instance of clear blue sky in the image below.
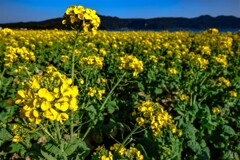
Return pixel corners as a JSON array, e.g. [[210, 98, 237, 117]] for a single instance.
[[0, 0, 239, 23]]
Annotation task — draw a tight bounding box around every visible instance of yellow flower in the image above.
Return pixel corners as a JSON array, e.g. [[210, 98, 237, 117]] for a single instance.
[[16, 90, 26, 100], [12, 124, 19, 134], [167, 68, 178, 75], [69, 98, 78, 111], [212, 107, 220, 115], [57, 113, 69, 124], [31, 78, 40, 89], [110, 143, 126, 156], [136, 117, 145, 126], [12, 135, 22, 143], [172, 125, 177, 134], [180, 94, 189, 101], [60, 55, 70, 62], [62, 19, 67, 25], [229, 91, 237, 97], [79, 78, 84, 84], [41, 101, 52, 111], [38, 88, 55, 101], [100, 152, 113, 160], [43, 108, 59, 121], [178, 130, 183, 137], [54, 101, 69, 112]]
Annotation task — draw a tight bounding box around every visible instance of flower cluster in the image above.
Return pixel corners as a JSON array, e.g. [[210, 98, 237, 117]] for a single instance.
[[229, 91, 237, 97], [217, 77, 231, 87], [4, 46, 35, 67], [15, 66, 79, 124], [167, 68, 178, 75], [0, 28, 15, 36], [87, 87, 105, 100], [12, 124, 22, 143], [79, 55, 104, 69], [93, 145, 113, 160], [110, 143, 144, 160], [93, 143, 144, 160], [149, 55, 158, 62], [212, 107, 221, 115], [62, 5, 100, 34], [60, 55, 70, 62], [197, 45, 211, 55], [132, 101, 174, 136], [194, 55, 209, 70], [119, 54, 144, 76], [213, 54, 227, 67]]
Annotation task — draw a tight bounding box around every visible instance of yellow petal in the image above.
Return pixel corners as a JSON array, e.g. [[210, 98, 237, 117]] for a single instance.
[[57, 113, 69, 124], [46, 92, 55, 101], [38, 88, 48, 98], [35, 118, 41, 124], [38, 88, 55, 101], [55, 102, 69, 112], [69, 98, 78, 111], [33, 110, 39, 118], [43, 108, 59, 121], [24, 110, 31, 117], [70, 86, 79, 97], [12, 135, 21, 143], [57, 97, 69, 102], [41, 101, 51, 111], [31, 78, 40, 89], [17, 90, 25, 98]]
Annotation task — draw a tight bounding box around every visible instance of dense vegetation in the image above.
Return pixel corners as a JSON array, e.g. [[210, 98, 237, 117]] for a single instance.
[[0, 27, 240, 159]]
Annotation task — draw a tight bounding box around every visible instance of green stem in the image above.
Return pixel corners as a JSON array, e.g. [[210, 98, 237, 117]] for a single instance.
[[40, 124, 58, 145], [82, 73, 127, 140], [0, 67, 6, 92], [116, 125, 140, 153], [82, 126, 93, 140], [70, 30, 80, 139], [100, 72, 126, 111], [55, 122, 62, 143]]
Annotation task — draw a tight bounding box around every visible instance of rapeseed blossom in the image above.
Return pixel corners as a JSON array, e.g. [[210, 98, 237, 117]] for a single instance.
[[132, 101, 174, 136], [80, 55, 104, 69], [93, 143, 144, 160], [4, 46, 35, 67], [119, 54, 143, 76], [15, 66, 79, 124], [62, 5, 100, 34]]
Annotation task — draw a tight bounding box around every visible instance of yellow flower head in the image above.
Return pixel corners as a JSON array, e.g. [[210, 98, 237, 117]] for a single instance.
[[15, 66, 79, 125], [12, 135, 22, 143]]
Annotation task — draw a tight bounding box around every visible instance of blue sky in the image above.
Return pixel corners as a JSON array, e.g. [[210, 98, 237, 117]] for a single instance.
[[0, 0, 239, 23]]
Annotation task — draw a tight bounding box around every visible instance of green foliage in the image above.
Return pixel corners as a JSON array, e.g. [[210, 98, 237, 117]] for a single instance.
[[0, 28, 240, 159]]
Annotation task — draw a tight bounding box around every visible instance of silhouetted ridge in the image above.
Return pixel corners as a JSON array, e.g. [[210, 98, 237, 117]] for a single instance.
[[0, 15, 239, 30]]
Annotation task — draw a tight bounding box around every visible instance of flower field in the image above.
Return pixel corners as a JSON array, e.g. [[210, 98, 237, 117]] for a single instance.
[[0, 6, 240, 160]]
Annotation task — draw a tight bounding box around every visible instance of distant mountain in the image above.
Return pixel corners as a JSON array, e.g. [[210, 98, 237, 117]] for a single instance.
[[0, 15, 240, 30]]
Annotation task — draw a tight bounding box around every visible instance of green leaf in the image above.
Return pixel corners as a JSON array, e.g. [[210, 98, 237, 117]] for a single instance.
[[222, 125, 236, 136], [154, 87, 163, 95], [182, 122, 195, 140], [0, 128, 12, 141], [43, 142, 61, 156], [106, 100, 118, 114], [40, 150, 57, 160], [9, 143, 26, 157], [187, 140, 201, 154], [64, 139, 82, 156], [136, 144, 150, 160], [85, 105, 97, 115], [200, 147, 210, 160], [137, 81, 145, 91], [147, 69, 156, 81]]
